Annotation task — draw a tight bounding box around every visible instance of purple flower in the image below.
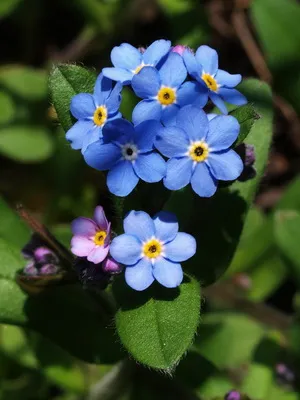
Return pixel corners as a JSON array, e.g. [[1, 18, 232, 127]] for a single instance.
[[225, 390, 241, 400], [71, 206, 112, 264]]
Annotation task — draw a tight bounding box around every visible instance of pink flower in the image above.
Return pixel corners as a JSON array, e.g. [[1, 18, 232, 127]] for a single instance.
[[71, 206, 112, 264]]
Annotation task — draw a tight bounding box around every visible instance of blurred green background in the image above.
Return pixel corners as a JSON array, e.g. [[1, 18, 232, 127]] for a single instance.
[[1, 0, 300, 399]]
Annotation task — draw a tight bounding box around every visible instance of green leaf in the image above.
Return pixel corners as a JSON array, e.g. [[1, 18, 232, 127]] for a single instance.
[[113, 275, 201, 370], [274, 210, 300, 285], [119, 87, 139, 122], [0, 0, 22, 17], [164, 79, 273, 285], [0, 126, 54, 162], [0, 325, 85, 393], [0, 66, 47, 101], [251, 0, 300, 113], [230, 104, 259, 145], [194, 312, 265, 368], [0, 92, 15, 125], [276, 177, 300, 212], [242, 363, 273, 399], [49, 64, 96, 132]]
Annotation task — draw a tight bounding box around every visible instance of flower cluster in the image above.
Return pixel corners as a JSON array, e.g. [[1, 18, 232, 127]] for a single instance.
[[66, 39, 247, 198], [66, 39, 251, 291]]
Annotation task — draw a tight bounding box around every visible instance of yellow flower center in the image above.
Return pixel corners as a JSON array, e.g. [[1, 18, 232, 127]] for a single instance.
[[189, 141, 209, 162], [157, 87, 176, 106], [93, 106, 107, 126], [93, 230, 107, 246], [143, 239, 163, 259], [201, 73, 218, 92]]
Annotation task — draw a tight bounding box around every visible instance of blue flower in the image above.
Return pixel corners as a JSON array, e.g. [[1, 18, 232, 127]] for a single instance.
[[83, 118, 166, 197], [66, 74, 122, 153], [155, 105, 244, 197], [131, 52, 205, 125], [102, 39, 171, 85], [183, 45, 247, 114], [110, 210, 196, 291]]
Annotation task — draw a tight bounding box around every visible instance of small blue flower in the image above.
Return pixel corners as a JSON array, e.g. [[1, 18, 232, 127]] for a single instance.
[[155, 105, 243, 197], [183, 45, 247, 114], [102, 39, 171, 85], [66, 74, 122, 153], [83, 118, 166, 197], [110, 210, 196, 291], [131, 52, 205, 125]]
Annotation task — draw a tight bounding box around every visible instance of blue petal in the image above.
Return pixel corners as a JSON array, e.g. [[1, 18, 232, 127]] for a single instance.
[[153, 258, 183, 288], [110, 234, 141, 265], [103, 118, 134, 144], [124, 210, 155, 241], [206, 115, 240, 150], [207, 113, 218, 121], [176, 81, 208, 108], [106, 82, 122, 115], [191, 162, 217, 197], [125, 258, 154, 291], [132, 100, 162, 125], [158, 52, 187, 87], [164, 232, 196, 262], [93, 73, 112, 105], [155, 126, 189, 158], [143, 39, 171, 65], [209, 92, 228, 114], [176, 105, 209, 141], [215, 70, 242, 88], [84, 141, 121, 170], [134, 120, 162, 151], [70, 93, 95, 120], [218, 88, 247, 106], [102, 67, 133, 85], [133, 152, 166, 183], [195, 45, 218, 75], [153, 211, 178, 243], [66, 120, 94, 150], [107, 160, 139, 196], [183, 49, 200, 80], [111, 43, 142, 70], [161, 104, 180, 126], [164, 157, 193, 190], [208, 149, 243, 181], [82, 126, 102, 153], [131, 66, 160, 99]]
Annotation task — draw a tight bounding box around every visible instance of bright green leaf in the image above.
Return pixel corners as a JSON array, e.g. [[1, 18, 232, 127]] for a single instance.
[[113, 275, 201, 370], [231, 104, 259, 145], [0, 0, 22, 17], [0, 92, 15, 125], [0, 126, 54, 162], [0, 66, 47, 101], [49, 64, 96, 132]]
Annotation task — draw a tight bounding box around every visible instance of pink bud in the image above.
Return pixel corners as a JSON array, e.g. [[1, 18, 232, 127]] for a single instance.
[[102, 257, 122, 274], [171, 45, 193, 56]]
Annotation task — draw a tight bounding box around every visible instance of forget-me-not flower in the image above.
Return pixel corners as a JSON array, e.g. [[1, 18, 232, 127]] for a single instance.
[[102, 39, 171, 85], [131, 52, 206, 125], [183, 45, 247, 114], [83, 119, 166, 197], [110, 210, 196, 291], [155, 105, 244, 197], [66, 74, 122, 153]]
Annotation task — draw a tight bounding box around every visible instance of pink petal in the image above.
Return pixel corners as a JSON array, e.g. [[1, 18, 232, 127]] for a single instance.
[[102, 256, 122, 274], [71, 236, 95, 257], [71, 217, 97, 236], [104, 222, 112, 246], [94, 206, 109, 230], [87, 246, 109, 264]]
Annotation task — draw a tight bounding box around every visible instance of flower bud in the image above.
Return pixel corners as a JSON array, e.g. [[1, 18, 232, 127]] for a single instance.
[[24, 261, 38, 276], [40, 264, 59, 275], [34, 247, 59, 266], [236, 143, 257, 182], [102, 256, 123, 274], [171, 45, 193, 56], [225, 391, 241, 400]]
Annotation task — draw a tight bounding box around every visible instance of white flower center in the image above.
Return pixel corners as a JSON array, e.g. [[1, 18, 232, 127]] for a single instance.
[[121, 143, 138, 161]]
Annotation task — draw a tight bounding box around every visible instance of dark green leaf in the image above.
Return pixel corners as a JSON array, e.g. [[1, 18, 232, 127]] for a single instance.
[[0, 0, 22, 17], [164, 79, 273, 285], [0, 126, 54, 162], [231, 104, 259, 145], [251, 0, 300, 113], [0, 92, 15, 125], [49, 64, 96, 132], [113, 275, 201, 370], [276, 177, 300, 212]]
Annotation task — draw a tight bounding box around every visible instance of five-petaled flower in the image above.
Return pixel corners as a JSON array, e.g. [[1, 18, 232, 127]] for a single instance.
[[110, 211, 196, 291], [66, 74, 122, 153], [183, 45, 247, 114], [71, 206, 112, 264], [131, 52, 206, 125], [83, 119, 166, 197], [102, 39, 171, 85], [155, 105, 243, 197]]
